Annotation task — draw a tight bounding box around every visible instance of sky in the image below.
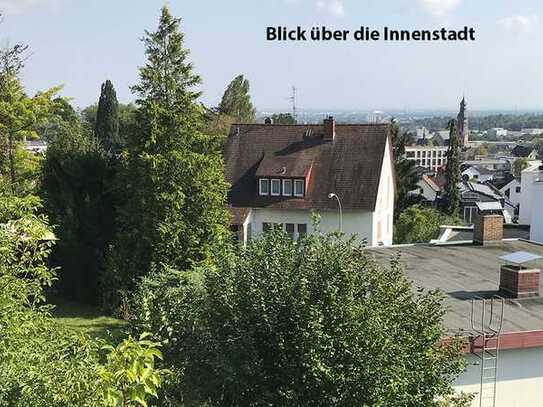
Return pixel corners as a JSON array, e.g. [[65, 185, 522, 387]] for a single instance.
[[1, 0, 542, 111]]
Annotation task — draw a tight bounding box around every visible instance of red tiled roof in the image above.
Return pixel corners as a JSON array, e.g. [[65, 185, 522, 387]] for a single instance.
[[224, 123, 391, 211]]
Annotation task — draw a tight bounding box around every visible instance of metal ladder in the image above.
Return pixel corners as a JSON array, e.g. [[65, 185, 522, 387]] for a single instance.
[[470, 296, 504, 407]]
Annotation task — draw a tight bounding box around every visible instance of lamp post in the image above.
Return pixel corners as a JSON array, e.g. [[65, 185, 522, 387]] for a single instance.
[[328, 193, 343, 233]]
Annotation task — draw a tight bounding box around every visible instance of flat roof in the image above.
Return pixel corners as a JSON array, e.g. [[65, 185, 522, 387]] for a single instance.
[[368, 240, 543, 336]]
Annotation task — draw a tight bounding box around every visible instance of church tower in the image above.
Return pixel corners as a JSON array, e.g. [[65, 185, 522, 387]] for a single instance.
[[457, 97, 469, 147]]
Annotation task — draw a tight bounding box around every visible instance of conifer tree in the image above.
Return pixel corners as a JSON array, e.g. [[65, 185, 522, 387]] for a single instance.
[[95, 80, 120, 151], [103, 6, 229, 307], [443, 120, 461, 216], [218, 74, 256, 123]]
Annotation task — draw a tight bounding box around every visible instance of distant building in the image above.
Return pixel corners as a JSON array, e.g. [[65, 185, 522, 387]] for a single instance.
[[459, 181, 514, 224], [410, 174, 441, 203], [24, 139, 47, 154], [499, 177, 521, 209], [512, 145, 537, 160], [487, 128, 508, 138], [521, 128, 543, 136], [462, 165, 494, 183], [405, 146, 448, 172], [433, 130, 451, 146]]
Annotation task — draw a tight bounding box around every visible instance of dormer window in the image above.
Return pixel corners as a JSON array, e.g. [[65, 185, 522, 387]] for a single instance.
[[283, 179, 292, 196], [294, 179, 305, 197], [271, 179, 281, 196], [259, 178, 269, 196]]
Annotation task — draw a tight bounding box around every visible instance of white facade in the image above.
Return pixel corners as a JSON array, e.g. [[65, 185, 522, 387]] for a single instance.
[[487, 128, 508, 138], [462, 167, 494, 183], [455, 347, 543, 407], [518, 162, 542, 225], [405, 146, 448, 172], [238, 138, 395, 247], [500, 178, 522, 208], [530, 180, 543, 243]]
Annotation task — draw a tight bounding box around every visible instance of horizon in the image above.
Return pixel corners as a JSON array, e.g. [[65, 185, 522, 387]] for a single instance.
[[2, 0, 542, 111]]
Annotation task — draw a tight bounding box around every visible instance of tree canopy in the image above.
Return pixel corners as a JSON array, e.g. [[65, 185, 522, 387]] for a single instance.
[[95, 80, 120, 151], [218, 74, 256, 123], [443, 120, 461, 216]]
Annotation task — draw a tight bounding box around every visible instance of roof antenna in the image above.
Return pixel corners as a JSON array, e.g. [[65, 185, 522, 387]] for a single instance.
[[289, 86, 297, 122]]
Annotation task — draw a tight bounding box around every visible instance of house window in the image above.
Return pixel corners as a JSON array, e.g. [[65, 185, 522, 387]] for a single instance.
[[294, 179, 305, 197], [297, 224, 307, 237], [286, 223, 295, 238], [259, 178, 269, 196], [463, 206, 477, 224], [516, 186, 521, 193], [283, 179, 292, 196], [263, 222, 271, 233], [271, 179, 281, 196]]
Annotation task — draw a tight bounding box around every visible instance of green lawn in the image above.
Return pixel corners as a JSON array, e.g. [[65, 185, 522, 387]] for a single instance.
[[51, 297, 128, 342]]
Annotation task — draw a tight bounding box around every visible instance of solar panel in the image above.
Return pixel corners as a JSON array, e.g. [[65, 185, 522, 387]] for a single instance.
[[498, 251, 542, 265]]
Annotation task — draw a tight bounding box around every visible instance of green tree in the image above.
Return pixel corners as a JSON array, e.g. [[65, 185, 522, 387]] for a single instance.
[[513, 157, 529, 177], [81, 102, 136, 148], [390, 121, 421, 214], [218, 74, 256, 123], [131, 230, 468, 406], [104, 6, 229, 308], [271, 112, 296, 124], [443, 120, 461, 216], [95, 80, 120, 151], [394, 205, 461, 244], [41, 115, 116, 304], [0, 67, 59, 188]]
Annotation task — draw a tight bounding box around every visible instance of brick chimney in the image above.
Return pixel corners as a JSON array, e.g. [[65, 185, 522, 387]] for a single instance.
[[473, 212, 503, 245], [323, 116, 336, 141], [499, 264, 540, 298]]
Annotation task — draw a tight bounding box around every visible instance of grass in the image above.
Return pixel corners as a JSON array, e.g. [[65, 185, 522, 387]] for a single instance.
[[51, 297, 128, 342]]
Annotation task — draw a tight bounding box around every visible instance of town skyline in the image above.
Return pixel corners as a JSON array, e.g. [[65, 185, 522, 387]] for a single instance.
[[1, 0, 543, 110]]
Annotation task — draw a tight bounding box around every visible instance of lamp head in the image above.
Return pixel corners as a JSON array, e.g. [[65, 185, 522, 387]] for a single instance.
[[328, 193, 336, 199]]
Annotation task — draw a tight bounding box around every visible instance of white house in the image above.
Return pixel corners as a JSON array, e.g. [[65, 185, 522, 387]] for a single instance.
[[529, 169, 543, 243], [411, 174, 441, 204], [224, 117, 395, 246], [518, 161, 542, 225], [499, 177, 521, 208]]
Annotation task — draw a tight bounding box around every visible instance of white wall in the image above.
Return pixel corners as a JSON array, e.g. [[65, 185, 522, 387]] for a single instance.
[[530, 181, 543, 243], [519, 163, 542, 224], [372, 137, 395, 246], [500, 179, 521, 208], [248, 208, 376, 245], [455, 348, 543, 407], [413, 179, 437, 202]]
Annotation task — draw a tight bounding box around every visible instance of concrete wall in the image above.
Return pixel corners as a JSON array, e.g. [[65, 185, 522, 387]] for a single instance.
[[530, 181, 543, 243], [455, 348, 543, 407], [518, 163, 542, 224]]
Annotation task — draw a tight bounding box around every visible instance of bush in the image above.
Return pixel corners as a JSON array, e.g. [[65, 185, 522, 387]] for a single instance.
[[132, 231, 467, 406]]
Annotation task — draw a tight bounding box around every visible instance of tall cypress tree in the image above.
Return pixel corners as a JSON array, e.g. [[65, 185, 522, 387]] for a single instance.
[[443, 119, 461, 216], [95, 80, 120, 151], [103, 6, 229, 307], [218, 74, 256, 123]]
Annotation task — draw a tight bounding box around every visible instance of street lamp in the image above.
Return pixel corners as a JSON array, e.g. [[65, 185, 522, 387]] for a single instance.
[[328, 193, 343, 233]]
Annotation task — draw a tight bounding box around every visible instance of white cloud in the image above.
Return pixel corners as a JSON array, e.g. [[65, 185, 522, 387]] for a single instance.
[[316, 0, 345, 17], [0, 0, 60, 15], [418, 0, 461, 17], [497, 15, 539, 33]]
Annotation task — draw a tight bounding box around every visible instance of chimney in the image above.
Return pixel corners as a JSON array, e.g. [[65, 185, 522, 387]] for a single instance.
[[500, 264, 540, 298], [323, 116, 336, 141], [473, 206, 503, 245]]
